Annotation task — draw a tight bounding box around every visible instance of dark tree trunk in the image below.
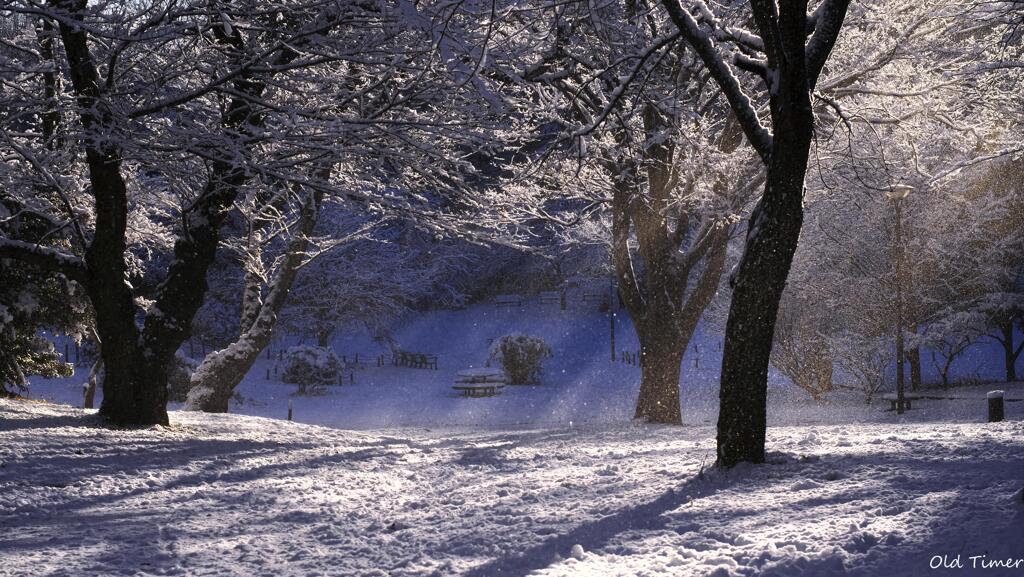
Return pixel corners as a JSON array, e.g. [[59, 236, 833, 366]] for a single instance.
[[37, 20, 60, 147], [317, 330, 331, 348], [661, 0, 850, 469], [908, 345, 922, 391], [53, 0, 163, 424], [716, 80, 815, 467], [997, 318, 1021, 383]]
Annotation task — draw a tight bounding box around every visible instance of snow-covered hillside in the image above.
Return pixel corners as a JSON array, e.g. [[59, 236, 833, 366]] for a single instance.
[[1, 400, 1022, 577]]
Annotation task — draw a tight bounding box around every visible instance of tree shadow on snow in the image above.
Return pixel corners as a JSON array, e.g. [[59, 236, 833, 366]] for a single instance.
[[461, 465, 733, 577], [462, 445, 1024, 577]]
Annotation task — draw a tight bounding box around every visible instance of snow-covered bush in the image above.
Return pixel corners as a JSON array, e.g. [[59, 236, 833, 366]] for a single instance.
[[0, 333, 72, 397], [489, 334, 552, 385], [833, 334, 888, 404], [912, 309, 987, 388], [771, 300, 834, 401], [167, 352, 200, 402], [281, 346, 340, 392]]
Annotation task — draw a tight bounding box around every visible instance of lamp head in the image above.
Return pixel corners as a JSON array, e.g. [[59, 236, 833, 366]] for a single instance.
[[886, 184, 914, 200]]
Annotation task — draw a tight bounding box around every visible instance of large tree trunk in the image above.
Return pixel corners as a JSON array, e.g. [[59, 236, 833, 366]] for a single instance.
[[49, 0, 280, 425], [634, 319, 687, 423], [716, 90, 814, 467], [611, 104, 735, 425], [660, 0, 850, 469]]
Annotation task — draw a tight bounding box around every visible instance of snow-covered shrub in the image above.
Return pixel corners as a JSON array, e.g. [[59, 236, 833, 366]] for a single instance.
[[912, 309, 987, 388], [281, 345, 340, 392], [167, 352, 200, 402], [489, 334, 552, 385], [0, 333, 72, 397], [832, 334, 888, 403], [771, 302, 834, 401]]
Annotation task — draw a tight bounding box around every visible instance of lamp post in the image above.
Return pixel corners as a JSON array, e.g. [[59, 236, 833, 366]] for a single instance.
[[887, 184, 914, 414], [609, 276, 616, 362]]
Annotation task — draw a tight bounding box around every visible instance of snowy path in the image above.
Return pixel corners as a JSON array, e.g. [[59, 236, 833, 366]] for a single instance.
[[1, 400, 1023, 577]]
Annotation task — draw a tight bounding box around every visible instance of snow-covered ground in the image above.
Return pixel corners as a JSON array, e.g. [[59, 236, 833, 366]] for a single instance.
[[1, 399, 1022, 577], [9, 301, 1024, 575]]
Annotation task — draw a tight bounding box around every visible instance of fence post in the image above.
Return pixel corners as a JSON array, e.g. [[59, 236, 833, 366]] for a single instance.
[[287, 400, 293, 422], [988, 390, 1005, 423]]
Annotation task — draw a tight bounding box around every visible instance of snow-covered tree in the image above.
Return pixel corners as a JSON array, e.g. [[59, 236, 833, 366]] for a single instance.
[[485, 1, 759, 424], [652, 0, 853, 466], [0, 0, 499, 424]]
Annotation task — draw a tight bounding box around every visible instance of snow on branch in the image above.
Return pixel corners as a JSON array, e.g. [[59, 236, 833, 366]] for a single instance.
[[660, 0, 773, 163], [804, 0, 852, 89], [926, 144, 1024, 186], [0, 239, 86, 282]]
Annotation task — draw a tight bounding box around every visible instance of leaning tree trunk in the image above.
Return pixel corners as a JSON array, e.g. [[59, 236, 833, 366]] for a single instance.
[[185, 264, 298, 412], [186, 188, 321, 412], [716, 96, 814, 467], [658, 0, 851, 467]]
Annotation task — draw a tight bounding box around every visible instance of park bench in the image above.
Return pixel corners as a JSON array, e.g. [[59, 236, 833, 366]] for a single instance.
[[881, 393, 923, 411], [453, 368, 506, 397], [539, 291, 562, 305], [495, 294, 523, 307]]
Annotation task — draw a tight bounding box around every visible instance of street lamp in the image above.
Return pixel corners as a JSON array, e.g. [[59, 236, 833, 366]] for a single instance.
[[886, 184, 914, 414]]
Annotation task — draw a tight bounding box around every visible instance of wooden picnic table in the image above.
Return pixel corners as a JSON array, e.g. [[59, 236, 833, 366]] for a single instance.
[[881, 393, 922, 411], [455, 368, 505, 382], [453, 368, 506, 397]]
